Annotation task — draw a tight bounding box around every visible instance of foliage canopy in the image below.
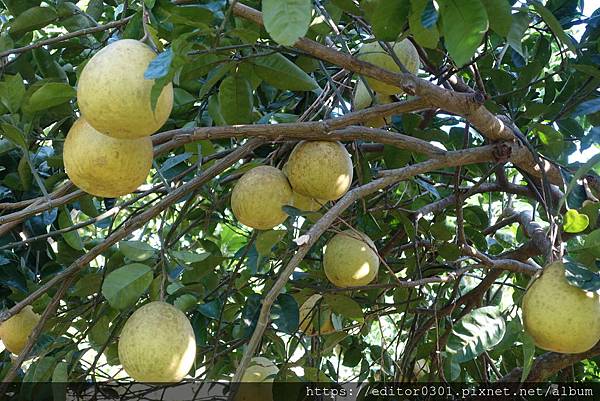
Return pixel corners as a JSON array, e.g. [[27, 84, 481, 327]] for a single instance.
[[0, 0, 599, 396]]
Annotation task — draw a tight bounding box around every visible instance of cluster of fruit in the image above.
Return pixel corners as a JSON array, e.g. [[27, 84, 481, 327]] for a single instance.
[[64, 39, 173, 198]]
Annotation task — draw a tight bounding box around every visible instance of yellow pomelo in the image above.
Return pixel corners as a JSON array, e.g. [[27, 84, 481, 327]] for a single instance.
[[64, 118, 153, 198], [235, 357, 279, 401], [231, 166, 293, 230], [118, 301, 196, 382], [324, 230, 379, 288], [299, 294, 336, 335], [523, 261, 600, 353], [353, 79, 394, 128], [285, 141, 353, 201], [291, 191, 323, 212], [0, 306, 40, 355], [77, 39, 173, 138], [357, 39, 420, 95]]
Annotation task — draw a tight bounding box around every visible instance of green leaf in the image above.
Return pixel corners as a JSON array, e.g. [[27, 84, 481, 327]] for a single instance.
[[32, 48, 67, 82], [263, 0, 312, 46], [430, 220, 454, 241], [409, 0, 439, 49], [170, 250, 210, 264], [573, 64, 600, 80], [563, 209, 589, 233], [144, 48, 174, 80], [330, 0, 361, 14], [58, 208, 84, 251], [52, 361, 69, 382], [421, 0, 438, 28], [564, 258, 600, 292], [324, 294, 364, 322], [558, 153, 600, 212], [507, 11, 530, 57], [480, 0, 512, 37], [271, 294, 299, 334], [198, 63, 234, 99], [25, 82, 76, 112], [71, 273, 102, 298], [363, 0, 410, 42], [218, 75, 253, 125], [438, 242, 460, 261], [101, 263, 153, 310], [57, 2, 96, 32], [119, 241, 156, 262], [251, 54, 319, 91], [520, 332, 536, 382], [17, 154, 32, 191], [23, 357, 56, 382], [174, 294, 198, 312], [446, 306, 506, 363], [256, 230, 287, 256], [0, 123, 27, 149], [88, 315, 111, 346], [0, 74, 26, 113], [439, 0, 489, 66], [86, 0, 104, 20], [572, 98, 600, 117], [3, 0, 42, 16], [383, 145, 411, 169], [532, 1, 576, 53], [9, 6, 58, 37]]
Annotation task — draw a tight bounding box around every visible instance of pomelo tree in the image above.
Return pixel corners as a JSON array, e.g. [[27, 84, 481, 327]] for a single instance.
[[0, 0, 599, 398]]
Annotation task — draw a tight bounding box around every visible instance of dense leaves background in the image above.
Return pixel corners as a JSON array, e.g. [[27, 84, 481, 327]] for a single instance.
[[0, 0, 599, 395]]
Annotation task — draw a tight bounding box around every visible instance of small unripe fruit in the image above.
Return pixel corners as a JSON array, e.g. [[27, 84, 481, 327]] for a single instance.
[[78, 39, 173, 139], [357, 39, 420, 95], [0, 306, 40, 355], [324, 230, 379, 287], [231, 166, 293, 230], [285, 141, 353, 201], [118, 302, 196, 382], [63, 118, 153, 198], [523, 261, 600, 353]]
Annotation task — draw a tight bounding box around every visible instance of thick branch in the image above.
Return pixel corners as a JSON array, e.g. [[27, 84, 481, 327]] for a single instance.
[[152, 98, 431, 153], [230, 3, 563, 187]]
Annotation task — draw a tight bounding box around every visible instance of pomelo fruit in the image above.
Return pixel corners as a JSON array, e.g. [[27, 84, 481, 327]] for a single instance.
[[357, 39, 420, 95], [353, 79, 394, 128], [231, 166, 293, 230], [118, 301, 196, 382], [0, 306, 40, 355], [324, 230, 380, 288], [77, 39, 173, 138], [63, 118, 153, 198], [285, 141, 353, 201], [523, 261, 600, 353]]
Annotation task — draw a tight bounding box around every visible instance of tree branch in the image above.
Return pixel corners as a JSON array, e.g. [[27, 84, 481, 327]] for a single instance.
[[500, 340, 600, 382], [230, 3, 563, 187], [229, 143, 523, 395], [0, 140, 264, 324]]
